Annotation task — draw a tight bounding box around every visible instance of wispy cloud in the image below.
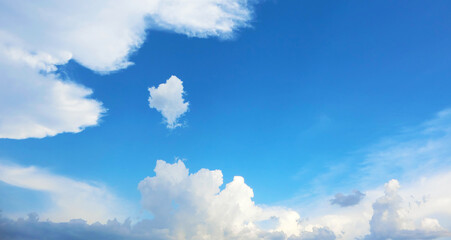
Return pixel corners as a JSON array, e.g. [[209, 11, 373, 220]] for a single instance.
[[295, 109, 451, 240], [0, 163, 126, 223], [148, 76, 189, 129], [358, 109, 451, 186]]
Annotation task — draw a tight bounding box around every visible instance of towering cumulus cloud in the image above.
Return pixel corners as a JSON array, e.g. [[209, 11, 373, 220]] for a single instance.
[[137, 160, 334, 240], [0, 0, 254, 139], [364, 180, 448, 240], [148, 76, 189, 129]]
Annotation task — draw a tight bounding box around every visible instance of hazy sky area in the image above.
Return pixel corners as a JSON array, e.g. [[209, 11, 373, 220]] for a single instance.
[[1, 1, 451, 239]]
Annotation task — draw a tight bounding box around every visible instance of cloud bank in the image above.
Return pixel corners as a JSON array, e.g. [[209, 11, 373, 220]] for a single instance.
[[2, 159, 451, 240], [0, 0, 255, 139], [148, 76, 189, 129]]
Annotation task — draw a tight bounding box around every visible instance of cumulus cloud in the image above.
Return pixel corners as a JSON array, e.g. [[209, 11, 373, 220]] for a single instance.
[[364, 179, 449, 240], [0, 159, 334, 240], [148, 76, 189, 129], [0, 0, 255, 139], [0, 163, 126, 223], [297, 171, 451, 240], [137, 159, 333, 240], [330, 190, 365, 207]]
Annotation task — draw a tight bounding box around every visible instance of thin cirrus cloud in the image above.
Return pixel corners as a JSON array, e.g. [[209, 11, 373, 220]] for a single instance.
[[292, 108, 451, 240], [0, 0, 255, 139], [148, 76, 189, 129]]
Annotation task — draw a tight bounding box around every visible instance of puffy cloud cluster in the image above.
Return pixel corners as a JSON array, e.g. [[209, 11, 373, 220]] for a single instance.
[[302, 173, 451, 240], [138, 160, 333, 240], [0, 0, 255, 139], [364, 179, 448, 240], [148, 76, 189, 129]]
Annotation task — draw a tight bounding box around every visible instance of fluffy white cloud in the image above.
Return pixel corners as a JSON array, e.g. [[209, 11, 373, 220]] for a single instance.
[[0, 50, 105, 139], [0, 0, 254, 139], [284, 173, 451, 240], [0, 163, 126, 223], [364, 179, 449, 240], [292, 109, 451, 240], [148, 76, 189, 129], [138, 159, 324, 239], [0, 0, 253, 72], [0, 159, 334, 240]]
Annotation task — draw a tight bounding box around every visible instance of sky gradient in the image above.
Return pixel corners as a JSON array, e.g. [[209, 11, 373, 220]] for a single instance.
[[1, 1, 451, 239]]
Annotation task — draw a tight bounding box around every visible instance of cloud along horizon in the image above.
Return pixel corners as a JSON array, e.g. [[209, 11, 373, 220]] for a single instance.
[[0, 162, 126, 223], [148, 76, 189, 129], [1, 156, 451, 239], [0, 0, 255, 139]]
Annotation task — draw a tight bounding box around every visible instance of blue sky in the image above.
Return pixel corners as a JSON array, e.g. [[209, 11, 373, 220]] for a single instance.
[[1, 1, 451, 239]]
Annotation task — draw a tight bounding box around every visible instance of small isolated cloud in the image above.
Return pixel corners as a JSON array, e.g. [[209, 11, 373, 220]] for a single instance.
[[330, 190, 365, 207], [148, 76, 189, 129], [0, 0, 256, 139]]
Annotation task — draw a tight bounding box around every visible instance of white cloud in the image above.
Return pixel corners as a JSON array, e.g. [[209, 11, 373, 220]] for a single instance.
[[2, 159, 451, 240], [0, 159, 334, 240], [0, 50, 105, 139], [284, 172, 451, 240], [282, 109, 451, 240], [148, 76, 189, 129], [358, 109, 451, 185], [0, 0, 255, 139], [364, 179, 449, 240], [137, 159, 334, 240], [0, 162, 126, 223]]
